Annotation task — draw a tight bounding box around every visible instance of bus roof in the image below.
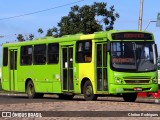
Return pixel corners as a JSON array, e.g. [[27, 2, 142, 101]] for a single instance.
[[2, 30, 154, 47]]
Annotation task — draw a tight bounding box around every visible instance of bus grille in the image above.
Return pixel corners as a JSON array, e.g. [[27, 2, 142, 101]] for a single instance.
[[124, 77, 150, 84]]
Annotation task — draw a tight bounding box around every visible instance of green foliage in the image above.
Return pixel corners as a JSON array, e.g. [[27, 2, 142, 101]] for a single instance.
[[38, 28, 44, 34], [52, 27, 59, 38], [53, 2, 119, 36], [29, 34, 34, 40], [46, 29, 53, 36], [17, 34, 25, 42], [46, 27, 59, 37]]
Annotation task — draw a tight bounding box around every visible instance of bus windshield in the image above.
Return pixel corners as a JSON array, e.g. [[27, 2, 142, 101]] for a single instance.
[[111, 42, 157, 72]]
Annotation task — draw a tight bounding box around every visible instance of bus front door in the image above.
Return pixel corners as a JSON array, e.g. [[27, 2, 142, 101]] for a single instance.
[[61, 46, 74, 92], [96, 43, 108, 91], [9, 49, 17, 91]]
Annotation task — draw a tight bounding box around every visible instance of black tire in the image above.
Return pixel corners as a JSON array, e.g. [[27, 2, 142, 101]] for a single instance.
[[122, 93, 137, 102], [26, 80, 36, 99], [83, 80, 97, 101]]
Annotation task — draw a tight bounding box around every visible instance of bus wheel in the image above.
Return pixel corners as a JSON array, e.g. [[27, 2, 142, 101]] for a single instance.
[[122, 93, 137, 102], [83, 80, 97, 101], [26, 81, 36, 99]]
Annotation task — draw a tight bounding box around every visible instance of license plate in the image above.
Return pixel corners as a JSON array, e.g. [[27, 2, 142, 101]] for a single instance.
[[134, 87, 142, 91]]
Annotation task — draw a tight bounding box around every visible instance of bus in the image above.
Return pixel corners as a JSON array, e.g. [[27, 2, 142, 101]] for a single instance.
[[138, 70, 160, 98], [1, 30, 158, 102]]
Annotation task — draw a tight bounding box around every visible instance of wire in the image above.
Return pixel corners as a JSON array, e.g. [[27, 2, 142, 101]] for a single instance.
[[0, 0, 85, 21]]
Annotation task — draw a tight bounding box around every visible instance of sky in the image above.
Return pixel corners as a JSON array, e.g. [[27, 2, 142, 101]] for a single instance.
[[0, 0, 160, 65]]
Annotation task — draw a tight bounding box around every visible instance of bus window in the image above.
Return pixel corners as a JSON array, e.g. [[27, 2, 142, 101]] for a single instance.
[[21, 46, 32, 65], [3, 48, 8, 66], [34, 44, 46, 64], [48, 43, 59, 64], [76, 40, 92, 63], [97, 44, 102, 67]]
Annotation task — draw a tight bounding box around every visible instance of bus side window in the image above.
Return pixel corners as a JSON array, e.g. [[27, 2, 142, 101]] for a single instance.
[[85, 54, 91, 62], [3, 47, 8, 66], [76, 40, 92, 63], [48, 43, 59, 64], [34, 44, 46, 65], [21, 46, 32, 65]]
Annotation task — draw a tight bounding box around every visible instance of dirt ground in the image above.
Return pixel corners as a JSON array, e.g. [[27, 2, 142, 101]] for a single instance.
[[0, 95, 160, 120]]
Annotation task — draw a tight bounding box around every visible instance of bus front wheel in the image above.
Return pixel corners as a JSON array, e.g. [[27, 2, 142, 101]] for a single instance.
[[26, 80, 37, 99], [122, 93, 137, 102], [83, 80, 97, 101]]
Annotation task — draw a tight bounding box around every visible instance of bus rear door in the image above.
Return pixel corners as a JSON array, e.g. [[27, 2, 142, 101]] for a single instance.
[[61, 46, 74, 92], [9, 49, 17, 91]]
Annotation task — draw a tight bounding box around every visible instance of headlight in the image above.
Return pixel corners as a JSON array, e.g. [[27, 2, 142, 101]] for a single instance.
[[115, 77, 123, 83], [152, 78, 158, 83]]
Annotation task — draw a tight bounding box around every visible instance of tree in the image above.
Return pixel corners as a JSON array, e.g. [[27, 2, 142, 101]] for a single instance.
[[38, 28, 43, 37], [46, 29, 53, 36], [52, 27, 59, 38], [17, 34, 25, 42], [29, 34, 34, 40], [55, 2, 119, 36], [45, 27, 59, 38]]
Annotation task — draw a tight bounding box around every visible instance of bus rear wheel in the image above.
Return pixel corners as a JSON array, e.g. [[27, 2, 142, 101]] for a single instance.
[[122, 93, 137, 102], [26, 80, 37, 99], [83, 80, 97, 101]]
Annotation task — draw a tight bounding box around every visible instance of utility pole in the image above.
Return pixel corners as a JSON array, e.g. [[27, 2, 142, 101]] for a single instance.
[[138, 0, 144, 31]]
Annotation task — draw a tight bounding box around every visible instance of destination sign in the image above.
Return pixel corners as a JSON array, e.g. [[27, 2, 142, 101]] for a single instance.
[[112, 32, 153, 40]]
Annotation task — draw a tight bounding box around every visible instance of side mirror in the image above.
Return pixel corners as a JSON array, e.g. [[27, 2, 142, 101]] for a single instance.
[[152, 44, 158, 64], [155, 44, 158, 59]]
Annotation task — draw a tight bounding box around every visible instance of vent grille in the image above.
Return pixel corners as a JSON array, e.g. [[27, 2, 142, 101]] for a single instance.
[[124, 77, 150, 84]]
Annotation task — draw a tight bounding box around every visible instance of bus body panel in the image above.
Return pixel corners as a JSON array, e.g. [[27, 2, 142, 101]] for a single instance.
[[107, 69, 158, 93], [1, 30, 158, 99]]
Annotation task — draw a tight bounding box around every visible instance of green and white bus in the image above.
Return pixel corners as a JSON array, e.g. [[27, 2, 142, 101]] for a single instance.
[[1, 30, 158, 102]]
